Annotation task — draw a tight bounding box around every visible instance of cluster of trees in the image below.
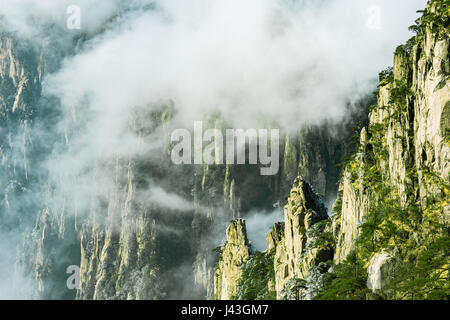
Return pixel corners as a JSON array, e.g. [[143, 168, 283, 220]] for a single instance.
[[232, 250, 277, 300], [409, 0, 449, 40]]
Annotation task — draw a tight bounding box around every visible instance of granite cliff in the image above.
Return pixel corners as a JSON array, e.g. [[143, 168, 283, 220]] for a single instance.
[[214, 0, 449, 300]]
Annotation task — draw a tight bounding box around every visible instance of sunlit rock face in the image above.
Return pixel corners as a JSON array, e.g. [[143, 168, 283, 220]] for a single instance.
[[366, 250, 395, 292], [214, 178, 334, 300], [266, 222, 284, 252], [333, 2, 449, 266], [192, 120, 361, 299], [215, 1, 449, 301], [273, 178, 332, 298], [214, 219, 250, 300]]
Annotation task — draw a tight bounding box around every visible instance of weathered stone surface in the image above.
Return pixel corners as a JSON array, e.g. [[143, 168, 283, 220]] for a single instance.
[[266, 222, 284, 252], [10, 1, 447, 301], [214, 219, 250, 300], [366, 250, 396, 292], [194, 120, 358, 299], [333, 2, 450, 264], [273, 178, 331, 298]]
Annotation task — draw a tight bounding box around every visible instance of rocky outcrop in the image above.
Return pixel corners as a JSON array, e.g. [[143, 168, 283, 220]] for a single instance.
[[7, 0, 445, 301], [333, 132, 371, 263], [193, 118, 365, 299], [214, 1, 449, 300], [266, 222, 284, 252], [272, 178, 332, 298], [283, 123, 364, 206], [214, 178, 333, 300], [366, 250, 396, 292], [0, 35, 45, 298], [214, 219, 251, 300], [76, 160, 163, 300], [336, 0, 448, 258]]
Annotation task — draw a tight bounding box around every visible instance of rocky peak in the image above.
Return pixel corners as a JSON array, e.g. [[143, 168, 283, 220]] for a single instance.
[[214, 219, 251, 300], [273, 177, 331, 298], [225, 219, 249, 247]]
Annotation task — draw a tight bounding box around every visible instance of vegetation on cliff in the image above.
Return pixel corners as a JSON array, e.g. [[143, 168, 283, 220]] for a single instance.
[[317, 0, 449, 299], [215, 0, 449, 301]]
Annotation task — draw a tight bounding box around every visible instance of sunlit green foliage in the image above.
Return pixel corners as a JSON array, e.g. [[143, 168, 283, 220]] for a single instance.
[[233, 250, 277, 300]]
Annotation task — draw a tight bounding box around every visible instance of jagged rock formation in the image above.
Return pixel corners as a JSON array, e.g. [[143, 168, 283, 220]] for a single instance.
[[214, 178, 333, 300], [266, 222, 284, 252], [214, 219, 250, 300], [332, 130, 371, 263], [0, 29, 194, 299], [283, 123, 365, 206], [0, 35, 44, 298], [0, 35, 41, 215], [77, 161, 163, 300], [193, 118, 366, 299], [214, 0, 449, 300], [75, 107, 199, 300], [273, 178, 331, 298]]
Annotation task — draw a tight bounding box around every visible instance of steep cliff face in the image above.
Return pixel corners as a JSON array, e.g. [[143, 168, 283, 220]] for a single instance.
[[330, 2, 448, 299], [5, 1, 444, 301], [0, 35, 42, 298], [214, 0, 449, 300], [75, 107, 200, 300], [332, 130, 371, 263], [214, 219, 250, 300], [273, 178, 332, 298], [0, 33, 82, 299], [0, 35, 41, 215], [192, 131, 338, 299], [334, 0, 449, 266], [284, 122, 365, 206], [77, 161, 163, 300]]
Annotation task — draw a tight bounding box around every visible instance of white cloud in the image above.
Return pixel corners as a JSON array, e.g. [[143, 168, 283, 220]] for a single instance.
[[28, 0, 426, 186], [246, 209, 284, 251], [147, 186, 194, 211], [37, 0, 426, 130]]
